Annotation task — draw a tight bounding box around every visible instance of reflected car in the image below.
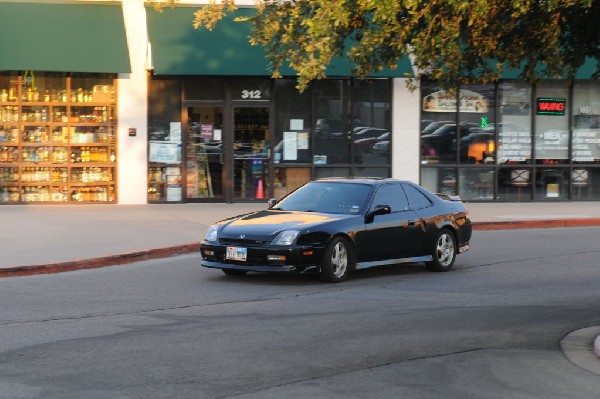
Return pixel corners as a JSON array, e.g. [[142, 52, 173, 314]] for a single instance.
[[354, 131, 390, 152], [372, 140, 389, 154], [200, 178, 472, 283]]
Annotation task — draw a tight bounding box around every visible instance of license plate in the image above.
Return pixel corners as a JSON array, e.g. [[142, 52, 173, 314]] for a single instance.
[[226, 247, 247, 261]]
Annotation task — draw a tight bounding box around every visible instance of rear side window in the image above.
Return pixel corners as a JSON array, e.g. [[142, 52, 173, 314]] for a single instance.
[[371, 184, 409, 212], [402, 184, 433, 210]]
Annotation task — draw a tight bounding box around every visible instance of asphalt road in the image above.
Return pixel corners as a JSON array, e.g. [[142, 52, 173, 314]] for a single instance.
[[1, 227, 600, 399]]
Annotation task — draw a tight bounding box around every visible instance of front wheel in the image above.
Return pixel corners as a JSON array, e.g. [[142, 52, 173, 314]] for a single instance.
[[426, 229, 456, 272], [319, 237, 353, 283]]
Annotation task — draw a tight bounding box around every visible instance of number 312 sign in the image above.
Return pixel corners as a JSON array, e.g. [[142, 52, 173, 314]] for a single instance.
[[241, 90, 262, 100]]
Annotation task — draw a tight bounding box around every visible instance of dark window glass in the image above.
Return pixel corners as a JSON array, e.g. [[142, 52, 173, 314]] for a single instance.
[[403, 184, 433, 210], [420, 82, 458, 163], [498, 82, 532, 165], [352, 80, 391, 165], [71, 73, 114, 102], [184, 76, 224, 101], [353, 167, 390, 178], [458, 84, 496, 164], [372, 184, 409, 212], [231, 77, 271, 101], [534, 167, 569, 199], [314, 167, 351, 179], [149, 77, 182, 141], [273, 181, 371, 214], [273, 79, 312, 164], [313, 80, 350, 164], [497, 167, 532, 201]]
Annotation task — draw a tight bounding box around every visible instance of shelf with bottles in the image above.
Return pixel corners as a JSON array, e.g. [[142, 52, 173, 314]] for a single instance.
[[0, 166, 19, 183], [0, 186, 23, 203], [0, 146, 19, 163], [69, 146, 115, 164], [70, 185, 115, 202], [0, 126, 19, 143], [71, 167, 114, 184], [148, 166, 169, 202]]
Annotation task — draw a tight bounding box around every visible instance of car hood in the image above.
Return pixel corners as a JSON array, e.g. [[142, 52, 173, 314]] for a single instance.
[[218, 210, 352, 241]]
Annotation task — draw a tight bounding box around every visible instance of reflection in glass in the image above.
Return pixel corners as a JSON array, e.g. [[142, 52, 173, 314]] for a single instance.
[[459, 168, 495, 201], [572, 82, 600, 164], [534, 167, 568, 199], [458, 84, 496, 164], [352, 80, 391, 165], [420, 82, 458, 163], [420, 167, 456, 195], [313, 80, 350, 164], [273, 79, 312, 164], [273, 167, 311, 199], [571, 168, 599, 200], [497, 167, 532, 201], [498, 82, 532, 165], [535, 82, 569, 165]]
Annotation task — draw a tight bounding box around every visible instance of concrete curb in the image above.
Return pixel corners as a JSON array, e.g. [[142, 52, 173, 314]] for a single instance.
[[0, 242, 199, 278], [2, 218, 600, 279], [471, 218, 600, 230]]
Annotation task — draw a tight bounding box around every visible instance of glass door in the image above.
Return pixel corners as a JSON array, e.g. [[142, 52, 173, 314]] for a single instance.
[[233, 107, 270, 201], [185, 106, 225, 201]]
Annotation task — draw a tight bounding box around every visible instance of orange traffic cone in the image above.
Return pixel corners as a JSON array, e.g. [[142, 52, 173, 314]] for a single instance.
[[256, 178, 264, 199]]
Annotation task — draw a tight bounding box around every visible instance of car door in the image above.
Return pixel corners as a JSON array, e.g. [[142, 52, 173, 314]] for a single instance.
[[401, 183, 436, 256], [362, 183, 423, 262]]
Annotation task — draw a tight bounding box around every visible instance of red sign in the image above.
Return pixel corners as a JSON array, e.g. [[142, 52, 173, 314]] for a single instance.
[[537, 98, 566, 116]]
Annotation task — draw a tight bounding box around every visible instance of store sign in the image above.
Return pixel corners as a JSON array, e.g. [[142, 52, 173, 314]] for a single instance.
[[536, 98, 566, 116], [423, 89, 489, 113]]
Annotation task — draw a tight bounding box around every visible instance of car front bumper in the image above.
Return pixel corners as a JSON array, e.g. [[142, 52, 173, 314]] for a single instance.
[[200, 242, 324, 274]]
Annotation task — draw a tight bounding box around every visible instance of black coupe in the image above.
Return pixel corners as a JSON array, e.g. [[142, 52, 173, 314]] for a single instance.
[[200, 178, 472, 283]]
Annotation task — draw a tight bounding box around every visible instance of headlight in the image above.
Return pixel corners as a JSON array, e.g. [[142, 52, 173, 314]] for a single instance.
[[271, 230, 300, 246], [205, 225, 219, 242]]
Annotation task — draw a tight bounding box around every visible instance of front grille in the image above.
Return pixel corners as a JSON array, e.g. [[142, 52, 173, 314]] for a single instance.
[[219, 238, 268, 246]]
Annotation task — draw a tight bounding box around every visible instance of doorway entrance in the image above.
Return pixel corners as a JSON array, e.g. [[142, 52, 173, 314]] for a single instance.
[[185, 106, 270, 202]]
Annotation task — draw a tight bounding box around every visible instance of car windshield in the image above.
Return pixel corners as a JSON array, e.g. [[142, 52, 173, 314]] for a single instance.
[[273, 182, 371, 215]]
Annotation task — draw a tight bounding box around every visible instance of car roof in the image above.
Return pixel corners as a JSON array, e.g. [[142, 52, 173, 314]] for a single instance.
[[313, 177, 412, 186]]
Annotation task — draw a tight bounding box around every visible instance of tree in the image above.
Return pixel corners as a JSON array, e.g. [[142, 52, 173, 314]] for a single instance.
[[149, 0, 598, 91]]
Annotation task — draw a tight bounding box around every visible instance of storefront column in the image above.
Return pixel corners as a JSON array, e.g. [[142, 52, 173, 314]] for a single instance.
[[392, 78, 420, 183], [118, 0, 149, 204]]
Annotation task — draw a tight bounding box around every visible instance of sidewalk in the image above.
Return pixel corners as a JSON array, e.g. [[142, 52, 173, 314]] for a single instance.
[[1, 201, 600, 276]]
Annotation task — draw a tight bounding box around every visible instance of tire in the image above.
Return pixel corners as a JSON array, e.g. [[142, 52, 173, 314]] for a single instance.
[[319, 237, 353, 283], [222, 269, 248, 276], [426, 228, 456, 272]]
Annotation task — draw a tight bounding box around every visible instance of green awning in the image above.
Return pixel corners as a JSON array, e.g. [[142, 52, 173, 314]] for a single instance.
[[0, 2, 130, 73], [146, 6, 413, 77], [501, 57, 599, 80]]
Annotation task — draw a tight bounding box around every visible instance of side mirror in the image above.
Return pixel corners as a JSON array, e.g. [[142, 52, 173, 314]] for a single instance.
[[267, 198, 278, 209], [365, 204, 391, 223]]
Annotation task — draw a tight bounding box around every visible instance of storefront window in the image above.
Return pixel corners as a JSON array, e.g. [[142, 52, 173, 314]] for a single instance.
[[535, 167, 568, 200], [420, 82, 458, 163], [352, 80, 391, 165], [420, 167, 457, 195], [459, 168, 495, 200], [313, 80, 350, 165], [148, 77, 183, 202], [498, 82, 532, 165], [458, 84, 496, 164], [572, 82, 600, 164], [535, 82, 570, 165], [273, 167, 311, 199], [273, 79, 312, 164], [497, 167, 532, 201], [1, 72, 117, 203]]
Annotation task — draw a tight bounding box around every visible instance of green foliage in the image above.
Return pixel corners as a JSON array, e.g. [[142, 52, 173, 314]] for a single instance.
[[147, 0, 598, 91]]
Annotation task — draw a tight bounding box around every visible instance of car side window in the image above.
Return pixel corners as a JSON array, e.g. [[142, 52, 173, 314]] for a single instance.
[[371, 184, 409, 212], [402, 184, 433, 210]]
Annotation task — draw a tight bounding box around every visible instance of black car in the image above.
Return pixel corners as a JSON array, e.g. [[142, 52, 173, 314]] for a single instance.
[[200, 178, 472, 283]]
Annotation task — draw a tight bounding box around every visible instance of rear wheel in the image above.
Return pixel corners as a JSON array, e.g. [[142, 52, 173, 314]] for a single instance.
[[319, 237, 352, 283], [426, 229, 456, 272], [222, 269, 248, 276]]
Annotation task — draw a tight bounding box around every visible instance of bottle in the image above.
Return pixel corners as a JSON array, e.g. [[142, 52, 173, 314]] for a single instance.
[[0, 89, 7, 102]]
